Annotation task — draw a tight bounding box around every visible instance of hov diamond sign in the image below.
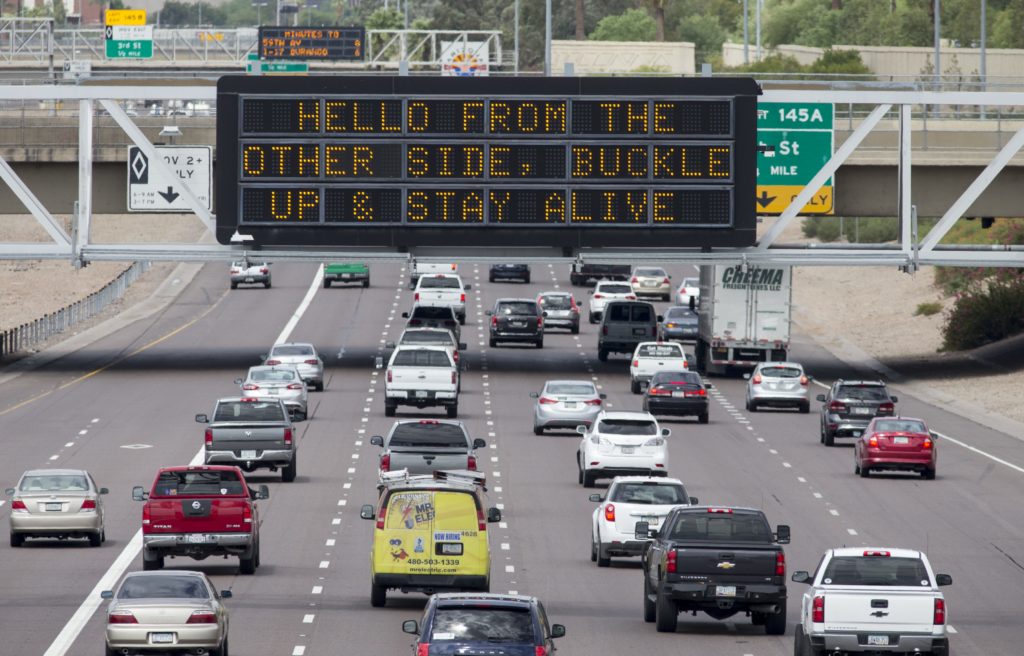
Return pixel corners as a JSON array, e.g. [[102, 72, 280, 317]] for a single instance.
[[756, 102, 834, 215], [127, 146, 212, 212]]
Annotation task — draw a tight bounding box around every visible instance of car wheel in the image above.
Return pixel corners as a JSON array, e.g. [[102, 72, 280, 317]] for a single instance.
[[747, 398, 757, 412], [9, 532, 23, 548], [588, 313, 596, 324], [264, 281, 271, 289], [447, 404, 458, 419], [824, 430, 835, 447], [282, 456, 297, 482], [643, 576, 656, 622], [363, 280, 370, 288], [239, 546, 257, 575], [489, 275, 495, 283], [323, 279, 331, 289], [489, 338, 497, 348], [590, 536, 597, 562], [535, 339, 544, 349], [663, 294, 671, 302], [577, 458, 584, 485], [854, 461, 861, 475], [859, 464, 870, 478], [230, 282, 238, 290], [597, 349, 608, 362], [101, 528, 106, 543], [596, 541, 611, 568], [630, 380, 641, 394], [799, 402, 810, 414], [212, 635, 228, 656], [698, 413, 709, 424], [384, 401, 397, 417], [654, 589, 678, 633], [88, 531, 102, 548], [105, 645, 120, 656], [751, 611, 766, 625], [923, 468, 936, 480], [571, 324, 580, 335], [525, 276, 531, 284], [533, 425, 544, 436], [254, 539, 261, 568], [370, 582, 387, 607], [315, 381, 324, 392], [794, 626, 807, 656], [142, 549, 164, 570], [764, 600, 787, 635], [458, 314, 466, 325], [582, 470, 597, 488]]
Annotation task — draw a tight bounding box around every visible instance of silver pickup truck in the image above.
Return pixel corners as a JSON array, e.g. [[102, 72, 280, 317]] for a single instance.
[[196, 397, 297, 482], [370, 420, 485, 475]]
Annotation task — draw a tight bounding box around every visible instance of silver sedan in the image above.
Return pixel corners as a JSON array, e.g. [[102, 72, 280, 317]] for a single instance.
[[103, 570, 231, 656], [6, 468, 108, 547], [744, 361, 812, 413], [264, 342, 324, 391], [531, 380, 606, 435], [236, 365, 308, 420]]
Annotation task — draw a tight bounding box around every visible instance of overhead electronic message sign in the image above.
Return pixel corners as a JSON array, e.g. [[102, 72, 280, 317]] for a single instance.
[[258, 26, 365, 61], [215, 76, 761, 248]]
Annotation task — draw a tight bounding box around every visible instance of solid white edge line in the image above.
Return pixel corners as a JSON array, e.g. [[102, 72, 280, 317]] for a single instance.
[[44, 266, 323, 656]]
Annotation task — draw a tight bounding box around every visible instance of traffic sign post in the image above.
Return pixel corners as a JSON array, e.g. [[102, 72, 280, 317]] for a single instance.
[[756, 102, 834, 215], [127, 146, 212, 212], [105, 10, 152, 60]]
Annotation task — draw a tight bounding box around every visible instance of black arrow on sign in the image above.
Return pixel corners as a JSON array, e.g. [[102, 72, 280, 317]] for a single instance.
[[756, 190, 776, 208], [158, 186, 180, 203]]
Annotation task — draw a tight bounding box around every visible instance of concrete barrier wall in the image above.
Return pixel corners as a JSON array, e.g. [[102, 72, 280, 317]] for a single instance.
[[552, 40, 695, 75]]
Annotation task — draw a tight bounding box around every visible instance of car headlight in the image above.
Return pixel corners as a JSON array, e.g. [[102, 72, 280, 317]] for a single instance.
[[643, 438, 665, 447], [590, 435, 612, 446]]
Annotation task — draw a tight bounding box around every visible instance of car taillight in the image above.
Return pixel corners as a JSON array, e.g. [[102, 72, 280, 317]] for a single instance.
[[752, 374, 762, 384], [684, 389, 706, 397], [632, 360, 639, 367], [707, 508, 733, 513], [417, 643, 430, 656], [491, 316, 498, 327], [536, 647, 548, 656], [828, 401, 846, 412], [304, 359, 319, 365], [604, 503, 615, 521], [650, 386, 671, 396], [477, 508, 486, 531], [260, 267, 268, 274], [186, 611, 218, 624], [142, 503, 151, 526], [409, 319, 421, 326], [879, 402, 895, 413], [631, 277, 638, 283], [10, 499, 27, 512], [868, 436, 878, 447], [80, 499, 97, 511], [284, 427, 293, 446], [108, 611, 138, 625], [662, 277, 670, 284], [933, 598, 945, 625], [812, 595, 825, 623], [242, 383, 259, 390], [205, 428, 213, 447], [376, 506, 387, 530], [452, 350, 460, 363], [387, 369, 393, 383], [287, 383, 303, 390], [863, 550, 890, 557], [242, 502, 253, 524], [380, 454, 391, 471], [451, 371, 457, 385], [414, 292, 420, 301], [593, 293, 604, 299], [602, 326, 608, 336], [571, 299, 579, 310], [468, 455, 477, 471], [460, 293, 466, 303], [800, 375, 809, 386], [537, 316, 543, 327], [265, 359, 280, 365], [775, 551, 786, 576], [627, 295, 637, 300], [923, 437, 933, 449], [538, 397, 558, 404], [666, 550, 677, 573], [584, 398, 602, 405]]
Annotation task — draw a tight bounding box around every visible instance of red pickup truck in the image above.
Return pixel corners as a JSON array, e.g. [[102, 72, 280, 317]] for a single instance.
[[132, 465, 268, 575]]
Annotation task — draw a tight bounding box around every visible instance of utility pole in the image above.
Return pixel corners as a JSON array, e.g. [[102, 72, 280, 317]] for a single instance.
[[544, 0, 551, 75], [742, 0, 749, 64]]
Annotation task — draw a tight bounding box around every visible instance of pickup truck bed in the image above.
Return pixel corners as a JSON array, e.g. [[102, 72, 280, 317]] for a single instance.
[[324, 262, 370, 288]]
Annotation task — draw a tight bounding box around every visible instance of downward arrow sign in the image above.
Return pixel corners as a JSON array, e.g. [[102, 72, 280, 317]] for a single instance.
[[158, 186, 180, 204], [755, 190, 776, 209]]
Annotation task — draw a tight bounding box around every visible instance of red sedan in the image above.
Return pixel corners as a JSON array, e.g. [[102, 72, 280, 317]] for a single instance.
[[854, 417, 937, 479]]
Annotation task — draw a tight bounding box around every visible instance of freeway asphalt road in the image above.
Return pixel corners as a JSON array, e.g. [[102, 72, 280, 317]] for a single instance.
[[0, 261, 1022, 656]]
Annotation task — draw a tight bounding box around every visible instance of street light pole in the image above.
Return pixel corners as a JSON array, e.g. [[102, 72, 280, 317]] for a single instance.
[[755, 0, 761, 62], [514, 0, 519, 75], [742, 0, 749, 64], [544, 0, 551, 76], [933, 0, 941, 88]]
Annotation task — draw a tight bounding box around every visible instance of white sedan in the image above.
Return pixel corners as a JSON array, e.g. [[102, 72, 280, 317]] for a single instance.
[[576, 411, 670, 487], [587, 281, 636, 323], [675, 277, 700, 308], [589, 476, 696, 567]]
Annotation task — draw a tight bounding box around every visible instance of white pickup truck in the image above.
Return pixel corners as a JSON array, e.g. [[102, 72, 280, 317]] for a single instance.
[[383, 345, 460, 418], [792, 547, 952, 656], [410, 260, 458, 286], [629, 341, 689, 394], [414, 274, 472, 325]]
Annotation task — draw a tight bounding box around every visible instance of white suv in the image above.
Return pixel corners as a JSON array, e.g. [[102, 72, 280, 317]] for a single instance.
[[576, 411, 669, 487], [589, 476, 696, 567]]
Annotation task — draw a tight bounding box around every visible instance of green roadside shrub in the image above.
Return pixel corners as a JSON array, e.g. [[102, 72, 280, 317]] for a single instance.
[[941, 278, 1024, 350], [914, 301, 942, 317]]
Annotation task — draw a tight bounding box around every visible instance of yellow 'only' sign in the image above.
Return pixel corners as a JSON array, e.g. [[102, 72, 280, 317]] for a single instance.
[[106, 9, 146, 25], [756, 185, 834, 215]]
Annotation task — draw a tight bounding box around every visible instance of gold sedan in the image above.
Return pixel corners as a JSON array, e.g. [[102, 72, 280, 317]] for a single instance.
[[103, 570, 231, 656], [6, 468, 107, 547]]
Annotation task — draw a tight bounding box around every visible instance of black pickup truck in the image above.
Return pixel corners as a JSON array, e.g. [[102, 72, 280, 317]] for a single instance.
[[569, 262, 631, 286], [637, 506, 791, 635]]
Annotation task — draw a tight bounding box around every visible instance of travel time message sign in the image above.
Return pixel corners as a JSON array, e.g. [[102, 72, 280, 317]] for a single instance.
[[215, 76, 760, 248]]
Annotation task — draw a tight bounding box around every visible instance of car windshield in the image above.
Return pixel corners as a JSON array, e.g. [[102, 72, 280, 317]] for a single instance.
[[651, 372, 702, 386], [874, 420, 927, 433], [420, 277, 461, 289], [431, 607, 535, 642], [838, 385, 888, 401], [638, 344, 683, 358], [497, 302, 537, 315], [761, 366, 802, 379], [597, 284, 632, 294], [597, 419, 658, 436], [401, 331, 453, 346], [213, 401, 287, 422], [393, 349, 452, 367], [389, 422, 468, 447], [635, 268, 664, 277], [546, 383, 596, 396], [668, 513, 774, 542], [822, 556, 930, 586], [117, 575, 210, 600], [611, 483, 688, 505], [272, 345, 314, 357], [20, 475, 88, 491], [413, 307, 456, 320], [540, 295, 573, 309], [665, 308, 695, 319], [251, 369, 298, 383], [152, 470, 245, 497]]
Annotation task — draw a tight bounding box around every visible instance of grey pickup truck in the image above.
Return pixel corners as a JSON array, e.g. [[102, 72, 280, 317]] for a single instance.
[[197, 397, 298, 482], [370, 419, 485, 476]]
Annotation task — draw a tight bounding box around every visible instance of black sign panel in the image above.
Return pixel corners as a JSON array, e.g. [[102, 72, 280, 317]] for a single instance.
[[258, 26, 365, 61], [216, 76, 761, 248]]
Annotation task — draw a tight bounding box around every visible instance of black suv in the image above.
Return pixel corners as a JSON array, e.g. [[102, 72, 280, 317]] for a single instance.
[[402, 305, 461, 344], [487, 299, 545, 348], [490, 263, 531, 283], [817, 380, 898, 446], [403, 593, 565, 656]]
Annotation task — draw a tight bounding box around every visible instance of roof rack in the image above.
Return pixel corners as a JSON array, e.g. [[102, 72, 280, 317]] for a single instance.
[[376, 468, 487, 491]]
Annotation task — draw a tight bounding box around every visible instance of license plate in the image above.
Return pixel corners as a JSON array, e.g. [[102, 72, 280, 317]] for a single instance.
[[715, 585, 737, 597], [266, 389, 278, 395], [633, 328, 647, 335], [341, 274, 352, 279], [620, 446, 635, 455], [672, 391, 685, 398], [440, 543, 463, 555], [853, 407, 873, 415], [245, 277, 253, 283], [241, 450, 257, 459], [894, 436, 910, 445], [415, 390, 428, 398], [150, 633, 175, 644], [186, 534, 207, 544], [563, 401, 577, 409], [511, 321, 526, 327], [45, 502, 62, 511], [867, 635, 889, 646], [641, 515, 660, 526]]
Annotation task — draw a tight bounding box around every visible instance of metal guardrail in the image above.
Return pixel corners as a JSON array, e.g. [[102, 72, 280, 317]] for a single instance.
[[0, 260, 150, 359]]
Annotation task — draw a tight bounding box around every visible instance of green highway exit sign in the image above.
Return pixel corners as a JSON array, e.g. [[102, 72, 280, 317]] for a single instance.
[[245, 54, 309, 74], [105, 25, 153, 59], [756, 102, 834, 215]]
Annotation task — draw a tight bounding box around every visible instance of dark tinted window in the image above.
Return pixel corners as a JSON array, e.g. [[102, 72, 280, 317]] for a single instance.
[[213, 401, 287, 422], [607, 304, 632, 322], [20, 474, 89, 492], [431, 607, 535, 642], [496, 302, 538, 316], [597, 419, 657, 436], [412, 307, 457, 320], [401, 331, 454, 346], [874, 420, 927, 433], [153, 470, 245, 497], [539, 295, 573, 309], [631, 305, 654, 322], [393, 349, 452, 367], [118, 575, 210, 600], [837, 385, 888, 401], [598, 283, 632, 294], [665, 307, 696, 319], [761, 366, 802, 379], [822, 556, 930, 586], [546, 382, 596, 395], [651, 371, 702, 386], [420, 277, 461, 289], [388, 422, 468, 447], [611, 483, 688, 505], [668, 513, 773, 542], [272, 345, 314, 356], [251, 368, 298, 383]]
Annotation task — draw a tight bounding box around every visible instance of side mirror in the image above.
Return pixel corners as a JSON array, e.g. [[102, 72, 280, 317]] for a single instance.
[[220, 590, 233, 599], [816, 394, 826, 402], [576, 425, 588, 435], [930, 431, 939, 440], [4, 487, 14, 496], [100, 590, 114, 599], [689, 496, 699, 505], [551, 624, 566, 639], [234, 378, 243, 385], [775, 524, 791, 544], [599, 393, 607, 400], [634, 521, 651, 540], [464, 283, 472, 290], [385, 341, 395, 349], [374, 357, 384, 369], [487, 507, 502, 523], [688, 296, 695, 310], [99, 487, 109, 495], [704, 383, 714, 389], [936, 574, 952, 586], [529, 392, 540, 398], [742, 373, 751, 380], [542, 311, 549, 317], [661, 428, 671, 437], [131, 486, 148, 501], [402, 620, 419, 635], [260, 353, 267, 361], [485, 310, 493, 316], [458, 342, 467, 350], [195, 414, 209, 424], [370, 436, 384, 447], [791, 571, 811, 584], [256, 485, 270, 500], [588, 494, 602, 502], [890, 395, 899, 403], [360, 504, 375, 520], [473, 438, 486, 449], [657, 315, 664, 322], [401, 312, 410, 319]]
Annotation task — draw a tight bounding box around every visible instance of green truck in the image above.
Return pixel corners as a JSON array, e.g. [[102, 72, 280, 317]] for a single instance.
[[323, 262, 370, 288]]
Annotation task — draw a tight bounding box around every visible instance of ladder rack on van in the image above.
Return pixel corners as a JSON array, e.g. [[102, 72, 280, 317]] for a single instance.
[[377, 468, 487, 491]]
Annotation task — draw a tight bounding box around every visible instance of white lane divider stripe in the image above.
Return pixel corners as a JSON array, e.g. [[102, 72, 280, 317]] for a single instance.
[[275, 264, 324, 345]]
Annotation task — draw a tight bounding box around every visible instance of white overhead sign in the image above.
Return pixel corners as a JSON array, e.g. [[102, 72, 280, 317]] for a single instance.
[[127, 145, 212, 212]]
